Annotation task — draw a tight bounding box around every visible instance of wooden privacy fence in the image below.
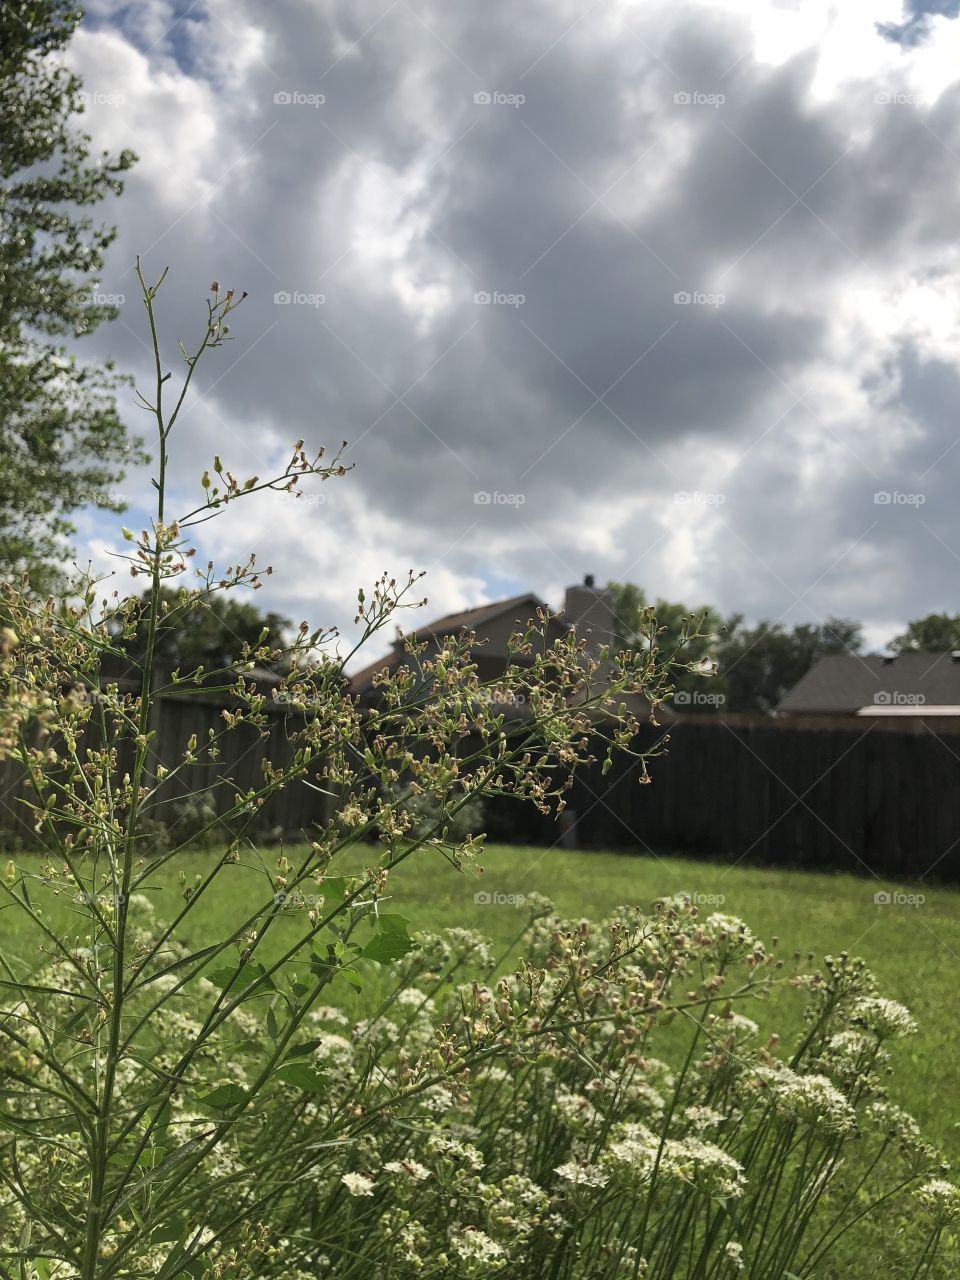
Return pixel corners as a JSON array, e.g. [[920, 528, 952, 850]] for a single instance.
[[0, 692, 333, 849], [548, 714, 960, 881], [4, 690, 959, 881]]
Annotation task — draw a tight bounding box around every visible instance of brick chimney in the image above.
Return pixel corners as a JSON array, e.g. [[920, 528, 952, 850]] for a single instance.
[[563, 575, 615, 655]]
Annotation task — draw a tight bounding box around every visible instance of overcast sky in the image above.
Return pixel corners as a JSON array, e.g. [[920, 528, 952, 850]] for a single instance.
[[65, 0, 960, 659]]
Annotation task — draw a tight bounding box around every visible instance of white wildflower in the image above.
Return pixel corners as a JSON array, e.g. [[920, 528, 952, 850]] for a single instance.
[[916, 1179, 960, 1226], [821, 1030, 883, 1084], [554, 1090, 596, 1128], [724, 1240, 745, 1270], [602, 1123, 746, 1199], [395, 986, 435, 1012], [341, 1171, 375, 1197], [638, 1057, 675, 1088], [672, 1136, 747, 1199], [703, 914, 760, 960], [555, 1161, 609, 1188], [751, 1065, 857, 1136], [384, 1159, 432, 1182], [479, 1065, 510, 1085], [307, 1005, 351, 1028], [312, 1032, 354, 1067], [416, 1083, 456, 1115], [683, 1104, 725, 1131], [628, 1082, 666, 1112], [724, 1013, 760, 1038], [865, 1101, 935, 1167], [851, 996, 917, 1040], [426, 1133, 485, 1170], [450, 1227, 506, 1265], [353, 1015, 399, 1045]]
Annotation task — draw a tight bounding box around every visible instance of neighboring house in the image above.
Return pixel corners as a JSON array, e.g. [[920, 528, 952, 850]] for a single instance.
[[777, 652, 960, 718], [349, 576, 625, 709]]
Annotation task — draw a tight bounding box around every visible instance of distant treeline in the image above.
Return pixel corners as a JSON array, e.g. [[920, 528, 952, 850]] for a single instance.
[[607, 583, 960, 714]]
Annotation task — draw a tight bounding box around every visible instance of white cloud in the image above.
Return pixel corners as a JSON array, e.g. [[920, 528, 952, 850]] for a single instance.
[[61, 0, 960, 653]]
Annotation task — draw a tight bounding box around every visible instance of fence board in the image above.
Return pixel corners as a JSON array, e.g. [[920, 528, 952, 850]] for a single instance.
[[521, 716, 960, 881]]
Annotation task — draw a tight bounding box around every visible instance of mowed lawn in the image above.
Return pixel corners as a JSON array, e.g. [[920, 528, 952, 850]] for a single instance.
[[4, 842, 959, 1160]]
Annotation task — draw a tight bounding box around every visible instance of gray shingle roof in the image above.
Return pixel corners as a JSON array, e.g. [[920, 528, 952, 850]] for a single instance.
[[348, 592, 550, 694], [778, 652, 960, 713], [412, 592, 546, 639]]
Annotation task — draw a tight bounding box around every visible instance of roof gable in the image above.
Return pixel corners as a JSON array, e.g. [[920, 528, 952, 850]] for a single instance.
[[414, 592, 549, 638], [348, 592, 557, 694]]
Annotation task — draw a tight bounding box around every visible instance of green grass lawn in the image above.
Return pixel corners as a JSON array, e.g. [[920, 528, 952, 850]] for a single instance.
[[5, 842, 959, 1162]]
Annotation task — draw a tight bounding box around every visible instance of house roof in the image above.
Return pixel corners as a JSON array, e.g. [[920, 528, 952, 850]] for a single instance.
[[412, 592, 547, 639], [347, 592, 551, 695], [778, 652, 960, 714], [347, 649, 404, 696]]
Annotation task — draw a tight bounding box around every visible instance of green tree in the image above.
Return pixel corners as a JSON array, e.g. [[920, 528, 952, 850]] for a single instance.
[[720, 616, 863, 713], [120, 586, 292, 673], [889, 613, 960, 653], [0, 0, 142, 588], [607, 581, 725, 707]]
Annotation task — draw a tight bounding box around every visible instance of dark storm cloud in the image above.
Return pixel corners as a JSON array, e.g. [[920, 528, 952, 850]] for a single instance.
[[67, 0, 960, 651]]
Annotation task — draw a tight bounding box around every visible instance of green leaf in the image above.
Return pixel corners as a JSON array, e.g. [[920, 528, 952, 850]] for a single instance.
[[112, 1137, 211, 1209], [285, 1038, 324, 1058], [136, 1146, 167, 1169], [206, 961, 270, 993], [197, 1083, 247, 1111], [320, 875, 349, 901], [147, 1216, 191, 1246], [154, 1100, 172, 1136], [361, 913, 412, 965], [275, 1062, 326, 1093]]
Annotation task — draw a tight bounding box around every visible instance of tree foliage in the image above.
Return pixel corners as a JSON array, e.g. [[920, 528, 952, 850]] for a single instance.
[[0, 0, 143, 587], [719, 616, 863, 714], [889, 613, 960, 654], [608, 582, 863, 714], [607, 582, 724, 704], [119, 585, 292, 674]]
